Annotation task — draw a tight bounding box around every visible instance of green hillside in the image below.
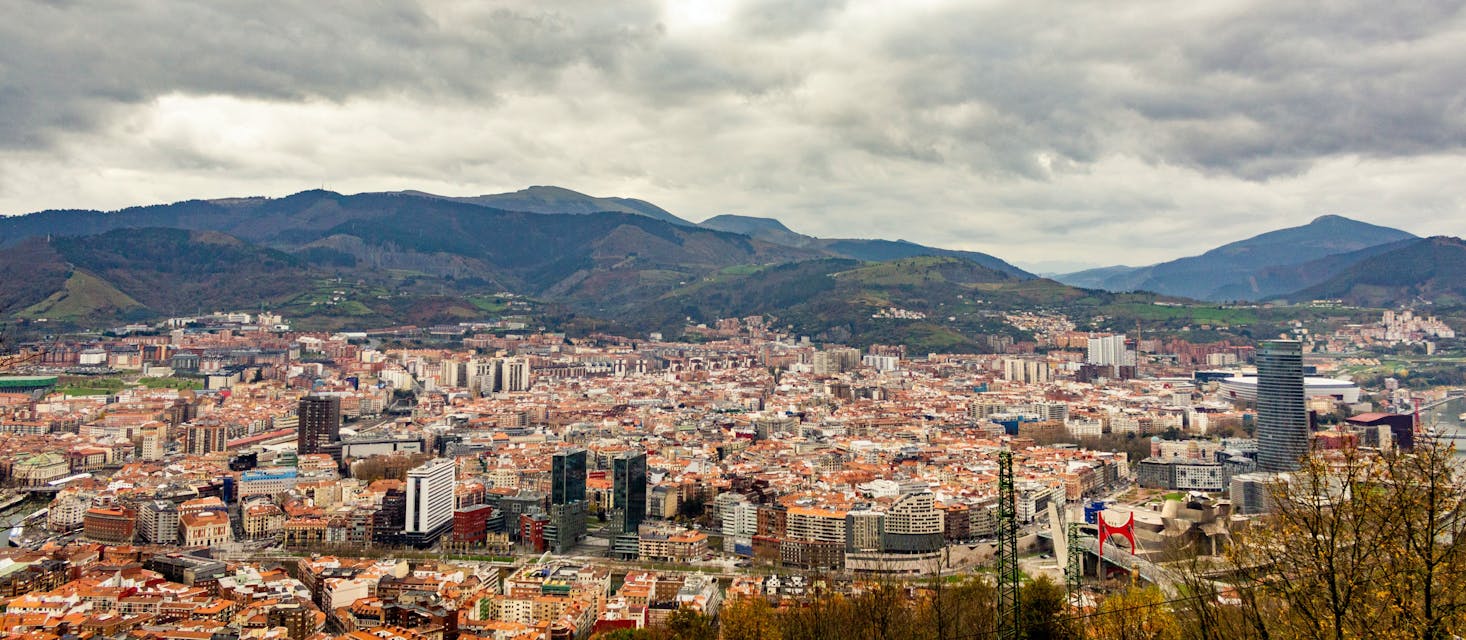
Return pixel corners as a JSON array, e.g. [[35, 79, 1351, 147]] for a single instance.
[[629, 256, 1044, 351], [18, 270, 145, 322], [1290, 237, 1466, 308]]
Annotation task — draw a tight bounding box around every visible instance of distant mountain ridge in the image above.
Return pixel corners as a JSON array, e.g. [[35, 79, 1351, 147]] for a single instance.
[[1055, 215, 1418, 300], [698, 214, 1034, 278], [1289, 236, 1466, 307], [635, 255, 1086, 351], [0, 187, 1035, 279], [2, 188, 1456, 340], [700, 214, 817, 247], [401, 186, 694, 226], [0, 190, 816, 328]]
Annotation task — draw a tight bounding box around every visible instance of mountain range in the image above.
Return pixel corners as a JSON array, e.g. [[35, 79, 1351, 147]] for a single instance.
[[0, 187, 1034, 335], [0, 185, 1458, 345], [1053, 215, 1419, 301]]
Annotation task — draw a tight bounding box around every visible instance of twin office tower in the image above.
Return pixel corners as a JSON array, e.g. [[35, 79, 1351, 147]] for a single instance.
[[550, 448, 647, 553]]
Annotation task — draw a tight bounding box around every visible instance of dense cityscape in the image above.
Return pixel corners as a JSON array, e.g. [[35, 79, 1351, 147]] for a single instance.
[[4, 2, 1466, 638], [0, 299, 1461, 639]]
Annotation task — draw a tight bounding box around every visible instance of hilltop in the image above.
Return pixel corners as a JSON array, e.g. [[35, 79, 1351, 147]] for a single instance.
[[1057, 215, 1417, 300]]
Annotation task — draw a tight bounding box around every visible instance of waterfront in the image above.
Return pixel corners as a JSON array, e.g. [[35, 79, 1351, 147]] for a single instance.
[[0, 492, 50, 529], [1422, 396, 1466, 451]]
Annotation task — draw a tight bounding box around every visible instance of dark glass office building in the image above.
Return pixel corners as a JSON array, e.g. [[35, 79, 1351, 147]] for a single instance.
[[1256, 340, 1309, 472], [613, 450, 648, 534], [551, 448, 587, 506]]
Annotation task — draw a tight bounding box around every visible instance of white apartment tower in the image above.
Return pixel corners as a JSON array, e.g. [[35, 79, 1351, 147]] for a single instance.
[[1086, 334, 1135, 367], [468, 358, 501, 395], [405, 458, 456, 546], [503, 357, 532, 392]]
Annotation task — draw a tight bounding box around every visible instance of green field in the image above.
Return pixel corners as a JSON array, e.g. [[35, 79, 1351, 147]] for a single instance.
[[467, 295, 509, 314], [139, 377, 203, 390], [56, 376, 127, 396], [718, 264, 765, 277], [55, 375, 201, 395]]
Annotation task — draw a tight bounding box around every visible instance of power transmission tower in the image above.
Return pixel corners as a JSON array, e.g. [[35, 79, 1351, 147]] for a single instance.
[[1066, 520, 1085, 600], [997, 447, 1021, 640]]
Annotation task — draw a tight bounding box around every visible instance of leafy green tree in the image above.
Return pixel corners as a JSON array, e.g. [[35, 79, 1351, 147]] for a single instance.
[[661, 608, 716, 640], [1020, 575, 1079, 640]]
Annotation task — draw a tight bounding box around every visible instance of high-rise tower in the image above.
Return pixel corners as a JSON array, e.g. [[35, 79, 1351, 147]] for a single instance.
[[1256, 340, 1309, 472], [405, 458, 456, 547], [613, 450, 648, 534], [296, 395, 340, 456], [551, 448, 588, 506]]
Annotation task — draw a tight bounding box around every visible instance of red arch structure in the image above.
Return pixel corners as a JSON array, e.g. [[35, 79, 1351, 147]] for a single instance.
[[1097, 512, 1136, 559]]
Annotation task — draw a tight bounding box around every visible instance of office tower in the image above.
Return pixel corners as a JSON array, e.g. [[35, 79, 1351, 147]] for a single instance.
[[1256, 340, 1309, 472], [547, 448, 588, 553], [297, 395, 341, 456], [551, 448, 588, 506], [503, 357, 531, 392], [613, 450, 648, 534], [405, 458, 456, 547]]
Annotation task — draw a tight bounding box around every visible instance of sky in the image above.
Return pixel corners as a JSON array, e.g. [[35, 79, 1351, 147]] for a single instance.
[[2, 0, 1464, 271]]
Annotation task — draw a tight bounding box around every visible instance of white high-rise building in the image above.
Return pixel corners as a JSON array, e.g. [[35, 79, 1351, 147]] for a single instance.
[[1002, 358, 1051, 384], [718, 494, 759, 538], [140, 428, 166, 461], [405, 458, 456, 546], [1086, 334, 1135, 366], [139, 500, 179, 545], [503, 357, 531, 392], [442, 360, 467, 388], [468, 358, 501, 395]]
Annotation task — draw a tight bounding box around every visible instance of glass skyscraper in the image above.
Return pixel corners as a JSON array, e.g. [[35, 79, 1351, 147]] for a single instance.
[[1256, 340, 1309, 472], [551, 448, 587, 506], [613, 450, 648, 534]]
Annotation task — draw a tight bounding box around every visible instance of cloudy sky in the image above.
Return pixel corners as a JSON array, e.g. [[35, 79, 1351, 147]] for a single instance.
[[2, 0, 1463, 270]]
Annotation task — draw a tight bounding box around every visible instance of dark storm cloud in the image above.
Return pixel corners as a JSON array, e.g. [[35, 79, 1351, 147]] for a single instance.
[[0, 0, 1463, 264], [4, 0, 1463, 176], [0, 0, 664, 148], [805, 0, 1466, 180]]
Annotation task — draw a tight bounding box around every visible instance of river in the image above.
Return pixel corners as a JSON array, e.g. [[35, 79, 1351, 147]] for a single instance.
[[0, 493, 50, 529], [1421, 396, 1466, 454]]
